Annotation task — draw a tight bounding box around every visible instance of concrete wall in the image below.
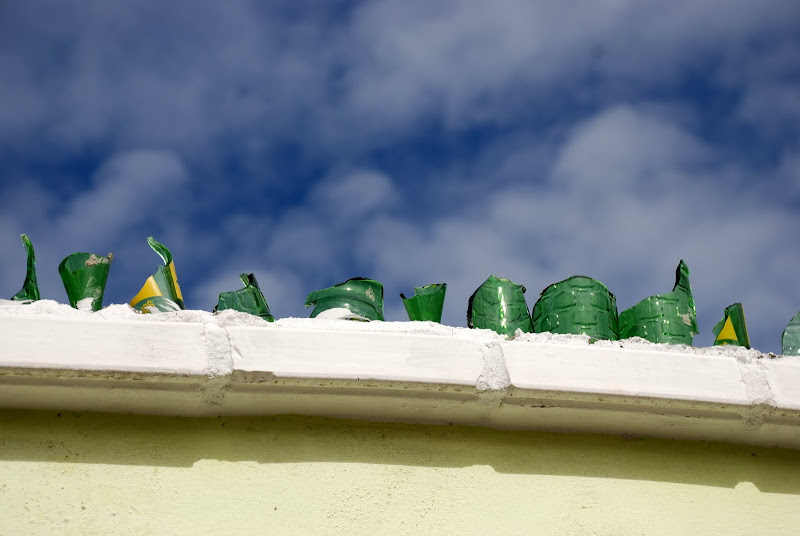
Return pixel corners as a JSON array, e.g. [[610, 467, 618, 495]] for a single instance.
[[2, 409, 799, 535]]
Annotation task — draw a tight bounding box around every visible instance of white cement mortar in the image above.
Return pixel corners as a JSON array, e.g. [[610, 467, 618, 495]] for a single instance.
[[2, 299, 799, 419]]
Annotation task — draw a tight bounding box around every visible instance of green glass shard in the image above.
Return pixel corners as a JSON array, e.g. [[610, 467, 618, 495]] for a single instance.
[[712, 303, 750, 348], [401, 283, 446, 322], [619, 260, 698, 345], [214, 273, 275, 321], [782, 311, 800, 356], [11, 234, 40, 302], [58, 252, 113, 312], [467, 275, 532, 337], [146, 235, 173, 265], [532, 275, 619, 340], [130, 237, 185, 313], [305, 277, 384, 321]]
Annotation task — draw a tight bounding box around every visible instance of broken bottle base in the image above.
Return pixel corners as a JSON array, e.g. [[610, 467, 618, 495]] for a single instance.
[[532, 275, 619, 341], [305, 277, 385, 321], [58, 252, 113, 312], [618, 260, 698, 345], [215, 273, 275, 321], [468, 275, 532, 337], [401, 283, 447, 322]]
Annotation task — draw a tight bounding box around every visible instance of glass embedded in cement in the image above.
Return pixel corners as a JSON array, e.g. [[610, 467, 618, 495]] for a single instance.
[[401, 283, 447, 322], [468, 275, 532, 336], [532, 275, 619, 340], [130, 237, 185, 313], [215, 273, 275, 321], [11, 234, 40, 302], [58, 252, 113, 312], [305, 277, 384, 321], [618, 260, 698, 345], [712, 302, 750, 348], [782, 311, 800, 356]]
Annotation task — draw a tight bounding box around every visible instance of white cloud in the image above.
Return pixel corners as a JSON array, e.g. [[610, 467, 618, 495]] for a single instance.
[[57, 149, 189, 243], [738, 83, 800, 137], [310, 170, 398, 221], [192, 167, 401, 314], [2, 0, 798, 158], [552, 106, 711, 192]]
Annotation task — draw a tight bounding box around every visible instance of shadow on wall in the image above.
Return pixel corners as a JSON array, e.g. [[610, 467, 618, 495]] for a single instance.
[[1, 409, 798, 495]]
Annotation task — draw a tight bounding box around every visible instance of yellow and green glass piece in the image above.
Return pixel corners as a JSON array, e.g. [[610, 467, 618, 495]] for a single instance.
[[11, 234, 40, 302], [401, 283, 447, 322], [467, 275, 532, 337], [130, 237, 184, 313], [618, 260, 698, 345], [532, 276, 619, 340], [782, 311, 800, 356], [305, 277, 384, 321], [58, 251, 113, 312], [712, 303, 750, 348], [214, 273, 275, 321]]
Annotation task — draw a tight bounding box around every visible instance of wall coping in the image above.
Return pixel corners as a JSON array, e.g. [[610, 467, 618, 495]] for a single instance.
[[2, 301, 799, 449]]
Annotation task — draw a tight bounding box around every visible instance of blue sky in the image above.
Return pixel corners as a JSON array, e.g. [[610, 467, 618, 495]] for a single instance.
[[1, 0, 799, 352]]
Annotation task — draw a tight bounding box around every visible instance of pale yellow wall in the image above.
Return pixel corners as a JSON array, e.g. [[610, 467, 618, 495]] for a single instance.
[[1, 409, 799, 535]]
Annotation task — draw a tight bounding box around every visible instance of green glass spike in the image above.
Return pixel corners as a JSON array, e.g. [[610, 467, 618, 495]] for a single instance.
[[712, 303, 750, 348], [130, 237, 185, 313], [214, 273, 275, 321], [401, 283, 447, 322], [58, 252, 113, 312], [305, 277, 384, 321], [532, 275, 619, 340], [11, 234, 40, 302], [619, 260, 698, 345], [782, 311, 800, 356], [146, 235, 173, 265], [467, 275, 532, 337]]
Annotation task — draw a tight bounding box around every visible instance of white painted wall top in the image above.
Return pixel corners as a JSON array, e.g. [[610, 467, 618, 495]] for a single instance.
[[1, 300, 799, 448]]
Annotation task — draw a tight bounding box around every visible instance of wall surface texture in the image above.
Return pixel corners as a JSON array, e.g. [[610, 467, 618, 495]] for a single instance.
[[2, 409, 800, 535]]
